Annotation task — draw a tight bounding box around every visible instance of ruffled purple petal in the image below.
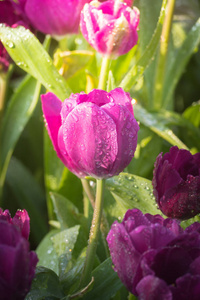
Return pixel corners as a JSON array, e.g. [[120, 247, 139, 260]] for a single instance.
[[136, 275, 172, 300], [107, 221, 140, 292]]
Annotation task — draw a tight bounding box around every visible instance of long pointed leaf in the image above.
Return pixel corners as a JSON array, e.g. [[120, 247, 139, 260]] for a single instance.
[[0, 26, 71, 100]]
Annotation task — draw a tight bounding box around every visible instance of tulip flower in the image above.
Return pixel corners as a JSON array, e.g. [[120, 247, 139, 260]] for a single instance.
[[0, 209, 38, 299], [80, 0, 140, 57], [107, 208, 200, 299], [152, 146, 200, 219], [12, 0, 92, 36], [41, 88, 139, 178]]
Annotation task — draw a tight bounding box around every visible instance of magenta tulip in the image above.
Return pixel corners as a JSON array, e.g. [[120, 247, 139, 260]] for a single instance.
[[153, 146, 200, 219], [107, 208, 200, 299], [80, 0, 140, 57], [41, 88, 139, 178], [0, 209, 38, 299], [13, 0, 92, 35]]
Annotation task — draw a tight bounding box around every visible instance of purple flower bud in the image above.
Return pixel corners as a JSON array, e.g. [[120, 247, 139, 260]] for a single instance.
[[0, 208, 30, 240], [152, 146, 200, 220], [41, 88, 139, 178], [14, 0, 93, 36], [0, 209, 38, 299], [80, 0, 140, 57], [107, 208, 200, 299]]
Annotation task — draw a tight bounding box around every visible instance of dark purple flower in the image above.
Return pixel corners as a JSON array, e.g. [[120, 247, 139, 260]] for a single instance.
[[0, 209, 38, 299], [107, 208, 200, 300], [152, 146, 200, 220], [41, 88, 139, 178]]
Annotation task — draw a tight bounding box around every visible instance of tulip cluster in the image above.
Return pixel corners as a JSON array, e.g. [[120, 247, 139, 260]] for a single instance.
[[107, 208, 200, 300], [41, 88, 139, 179], [153, 146, 200, 220], [0, 209, 38, 299]]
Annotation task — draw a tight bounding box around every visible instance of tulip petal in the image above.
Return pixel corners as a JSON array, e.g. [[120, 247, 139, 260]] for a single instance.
[[12, 210, 30, 240], [25, 0, 89, 35], [102, 102, 139, 175], [171, 273, 200, 300], [136, 275, 172, 300], [107, 221, 140, 292], [41, 92, 71, 168], [109, 87, 134, 114], [62, 102, 118, 178], [160, 175, 200, 219]]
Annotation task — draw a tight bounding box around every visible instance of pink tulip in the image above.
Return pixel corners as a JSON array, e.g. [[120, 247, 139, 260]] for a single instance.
[[80, 0, 140, 57], [14, 0, 93, 35], [41, 88, 139, 178]]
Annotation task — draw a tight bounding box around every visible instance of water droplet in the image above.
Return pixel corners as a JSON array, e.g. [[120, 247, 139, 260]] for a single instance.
[[6, 41, 15, 48]]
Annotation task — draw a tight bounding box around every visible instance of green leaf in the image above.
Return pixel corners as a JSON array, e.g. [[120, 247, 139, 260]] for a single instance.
[[50, 192, 88, 233], [183, 101, 200, 128], [51, 226, 80, 281], [134, 104, 188, 149], [0, 75, 40, 189], [51, 225, 80, 258], [81, 258, 123, 300], [0, 26, 70, 100], [36, 230, 59, 275], [5, 157, 48, 243], [163, 18, 200, 108], [105, 172, 160, 217], [119, 0, 167, 90], [25, 266, 65, 300], [54, 49, 94, 79]]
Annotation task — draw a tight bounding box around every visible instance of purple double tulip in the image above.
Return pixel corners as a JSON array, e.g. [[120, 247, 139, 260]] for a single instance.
[[12, 0, 92, 35], [80, 0, 140, 57], [107, 208, 200, 300], [0, 209, 38, 299], [153, 146, 200, 219], [41, 88, 139, 178]]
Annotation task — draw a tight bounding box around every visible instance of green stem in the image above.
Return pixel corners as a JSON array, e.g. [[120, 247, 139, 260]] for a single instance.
[[81, 178, 110, 257], [0, 76, 7, 126], [98, 56, 111, 90], [153, 0, 176, 110], [79, 178, 105, 289]]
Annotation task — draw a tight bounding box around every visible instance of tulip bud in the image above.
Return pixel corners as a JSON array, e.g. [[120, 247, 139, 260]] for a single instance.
[[152, 146, 200, 219], [80, 0, 140, 57], [41, 88, 139, 178], [0, 209, 38, 299]]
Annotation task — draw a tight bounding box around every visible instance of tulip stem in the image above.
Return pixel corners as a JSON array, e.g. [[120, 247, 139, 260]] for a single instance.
[[81, 178, 110, 256], [79, 178, 105, 289], [153, 0, 176, 110], [98, 56, 111, 90]]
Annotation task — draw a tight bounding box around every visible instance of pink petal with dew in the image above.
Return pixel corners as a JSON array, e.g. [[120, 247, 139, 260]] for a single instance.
[[62, 102, 118, 178], [109, 88, 134, 114], [102, 102, 139, 176]]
